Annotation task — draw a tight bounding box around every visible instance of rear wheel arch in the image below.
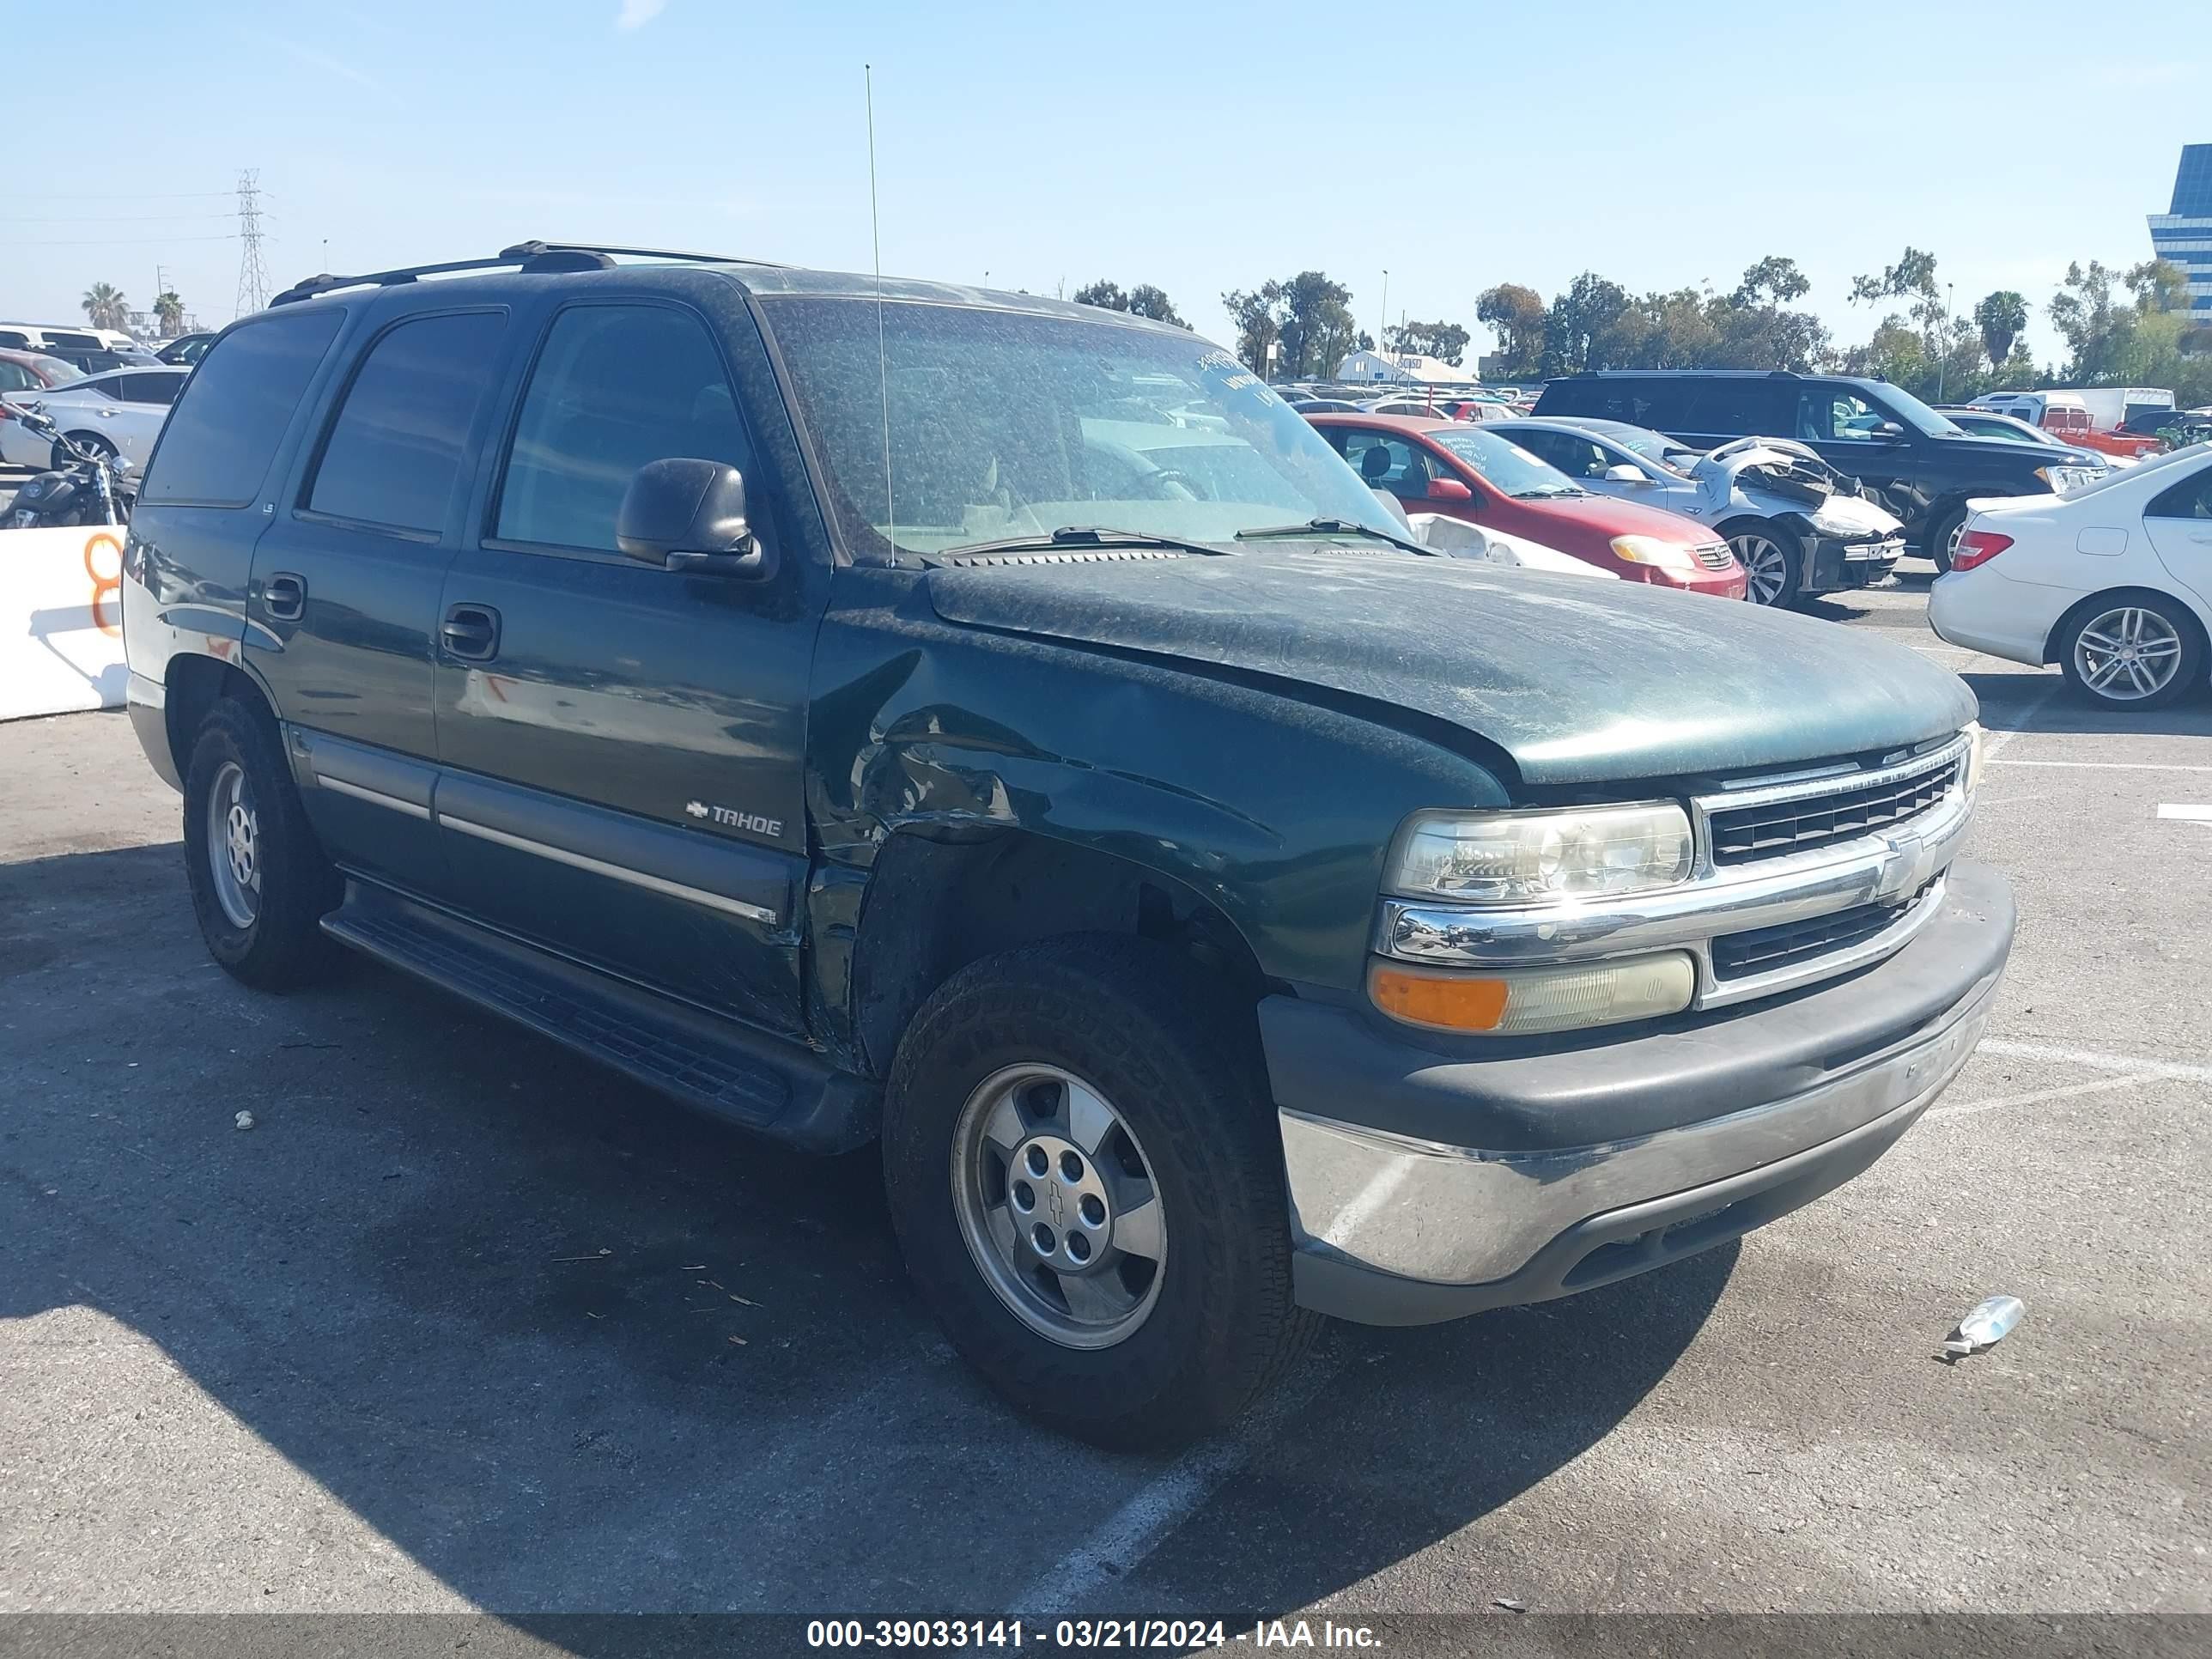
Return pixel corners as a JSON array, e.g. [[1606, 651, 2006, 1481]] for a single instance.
[[164, 654, 276, 781], [849, 827, 1273, 1082], [2042, 585, 2212, 671]]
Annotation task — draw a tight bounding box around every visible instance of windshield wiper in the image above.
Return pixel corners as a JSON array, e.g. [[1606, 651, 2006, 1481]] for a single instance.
[[1512, 485, 1585, 500], [928, 526, 1231, 562], [1235, 518, 1431, 556]]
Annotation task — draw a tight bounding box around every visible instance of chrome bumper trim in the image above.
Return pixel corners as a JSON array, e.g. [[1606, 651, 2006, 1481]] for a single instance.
[[319, 775, 433, 820], [1376, 735, 1972, 1008], [1279, 983, 1990, 1289]]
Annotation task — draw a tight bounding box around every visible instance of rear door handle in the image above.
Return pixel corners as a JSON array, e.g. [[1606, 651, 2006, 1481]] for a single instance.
[[264, 572, 306, 622], [441, 603, 501, 661]]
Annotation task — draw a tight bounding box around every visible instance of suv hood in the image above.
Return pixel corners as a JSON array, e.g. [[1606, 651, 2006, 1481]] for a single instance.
[[925, 548, 1973, 787], [1936, 430, 2104, 470]]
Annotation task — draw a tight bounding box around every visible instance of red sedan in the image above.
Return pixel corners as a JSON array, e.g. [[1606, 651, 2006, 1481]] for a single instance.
[[1308, 412, 1747, 598]]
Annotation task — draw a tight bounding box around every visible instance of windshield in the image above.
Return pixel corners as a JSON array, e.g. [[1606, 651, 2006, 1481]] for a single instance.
[[759, 299, 1402, 557], [1426, 425, 1586, 497], [1607, 424, 1697, 474], [1872, 383, 1966, 437]]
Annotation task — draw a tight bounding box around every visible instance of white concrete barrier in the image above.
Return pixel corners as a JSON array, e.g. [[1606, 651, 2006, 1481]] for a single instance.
[[0, 524, 131, 721]]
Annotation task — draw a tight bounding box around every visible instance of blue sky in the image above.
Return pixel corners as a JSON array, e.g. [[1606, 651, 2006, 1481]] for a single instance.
[[7, 2, 2203, 367]]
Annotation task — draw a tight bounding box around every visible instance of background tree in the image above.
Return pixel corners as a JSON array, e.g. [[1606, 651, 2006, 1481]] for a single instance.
[[1540, 272, 1630, 375], [1383, 319, 1470, 367], [1221, 286, 1281, 374], [1474, 283, 1545, 375], [1072, 279, 1127, 313], [153, 290, 186, 335], [1972, 291, 2028, 368], [1273, 271, 1360, 380], [1125, 284, 1188, 328], [1730, 256, 1812, 307], [81, 283, 129, 331]]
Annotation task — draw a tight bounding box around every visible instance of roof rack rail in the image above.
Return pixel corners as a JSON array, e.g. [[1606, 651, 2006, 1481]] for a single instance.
[[269, 240, 785, 307]]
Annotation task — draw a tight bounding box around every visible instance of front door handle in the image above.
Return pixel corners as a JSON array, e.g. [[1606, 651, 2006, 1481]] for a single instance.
[[264, 571, 306, 622], [441, 603, 501, 662]]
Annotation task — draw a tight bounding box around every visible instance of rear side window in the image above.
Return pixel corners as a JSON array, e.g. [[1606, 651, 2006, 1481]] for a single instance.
[[46, 331, 100, 349], [118, 372, 184, 406], [494, 303, 747, 552], [74, 374, 122, 400], [141, 310, 344, 507], [307, 311, 507, 535], [1680, 380, 1787, 434], [2147, 467, 2212, 520]]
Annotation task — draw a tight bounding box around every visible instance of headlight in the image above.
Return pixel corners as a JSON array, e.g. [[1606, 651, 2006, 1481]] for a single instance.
[[1370, 952, 1697, 1036], [2035, 464, 2100, 493], [1958, 723, 1985, 800], [1386, 803, 1694, 905], [1608, 533, 1698, 570]]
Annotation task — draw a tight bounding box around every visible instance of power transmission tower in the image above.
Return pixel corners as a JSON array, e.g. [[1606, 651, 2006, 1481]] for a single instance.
[[234, 169, 270, 316]]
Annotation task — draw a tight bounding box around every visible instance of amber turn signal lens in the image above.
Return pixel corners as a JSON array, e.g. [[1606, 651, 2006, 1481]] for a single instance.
[[1368, 965, 1511, 1032]]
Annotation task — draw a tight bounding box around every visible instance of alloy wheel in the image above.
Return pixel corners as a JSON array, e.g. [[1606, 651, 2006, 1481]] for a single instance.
[[950, 1063, 1166, 1350], [206, 759, 261, 928], [2074, 606, 2184, 702], [1729, 532, 1790, 605]]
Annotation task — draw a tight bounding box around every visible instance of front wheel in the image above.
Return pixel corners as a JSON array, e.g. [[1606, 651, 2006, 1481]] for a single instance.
[[1924, 504, 1967, 575], [882, 936, 1319, 1449], [2058, 598, 2203, 710], [1723, 520, 1801, 608]]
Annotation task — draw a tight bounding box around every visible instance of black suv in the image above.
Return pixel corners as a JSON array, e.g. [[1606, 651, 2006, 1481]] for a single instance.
[[118, 244, 2012, 1446], [1534, 369, 2110, 570]]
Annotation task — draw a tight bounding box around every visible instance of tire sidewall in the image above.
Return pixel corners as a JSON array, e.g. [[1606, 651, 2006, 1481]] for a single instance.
[[883, 945, 1290, 1440], [182, 714, 261, 968], [180, 698, 337, 982], [1925, 505, 1966, 575]]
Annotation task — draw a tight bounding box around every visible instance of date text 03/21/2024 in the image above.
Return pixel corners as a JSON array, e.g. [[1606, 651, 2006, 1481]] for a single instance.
[[804, 1619, 1384, 1649]]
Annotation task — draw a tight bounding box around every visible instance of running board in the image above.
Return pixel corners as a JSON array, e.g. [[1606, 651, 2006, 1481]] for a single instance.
[[321, 886, 877, 1152]]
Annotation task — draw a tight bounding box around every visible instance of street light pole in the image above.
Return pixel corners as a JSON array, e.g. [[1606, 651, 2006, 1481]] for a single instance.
[[1378, 269, 1389, 365], [1938, 282, 1954, 402]]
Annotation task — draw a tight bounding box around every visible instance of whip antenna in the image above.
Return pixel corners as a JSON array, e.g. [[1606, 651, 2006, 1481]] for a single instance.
[[866, 64, 895, 553]]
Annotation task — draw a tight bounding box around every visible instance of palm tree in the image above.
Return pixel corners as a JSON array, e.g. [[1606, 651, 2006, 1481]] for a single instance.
[[82, 283, 128, 331], [154, 290, 185, 335]]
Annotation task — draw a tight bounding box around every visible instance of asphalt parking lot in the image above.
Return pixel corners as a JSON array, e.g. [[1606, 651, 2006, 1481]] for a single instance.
[[3, 574, 2207, 1632]]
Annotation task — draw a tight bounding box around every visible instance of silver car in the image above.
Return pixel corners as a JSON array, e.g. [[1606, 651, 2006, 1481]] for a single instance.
[[0, 365, 189, 473]]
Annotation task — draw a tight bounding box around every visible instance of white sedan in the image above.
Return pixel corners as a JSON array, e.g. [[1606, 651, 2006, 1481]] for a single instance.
[[1928, 444, 2212, 708], [0, 365, 188, 473]]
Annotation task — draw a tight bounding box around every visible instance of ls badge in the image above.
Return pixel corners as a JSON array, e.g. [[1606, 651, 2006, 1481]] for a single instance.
[[684, 799, 784, 837]]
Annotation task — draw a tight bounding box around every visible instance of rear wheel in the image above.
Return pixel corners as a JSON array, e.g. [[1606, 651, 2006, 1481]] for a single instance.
[[1722, 520, 1801, 608], [181, 697, 342, 988], [882, 935, 1319, 1449], [56, 431, 115, 471], [2058, 598, 2203, 710]]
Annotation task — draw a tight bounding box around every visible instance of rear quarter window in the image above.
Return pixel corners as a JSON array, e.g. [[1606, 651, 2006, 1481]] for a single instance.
[[139, 310, 344, 507]]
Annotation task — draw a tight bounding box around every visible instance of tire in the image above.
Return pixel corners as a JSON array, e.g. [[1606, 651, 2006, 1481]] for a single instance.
[[1923, 503, 1967, 575], [180, 696, 343, 989], [56, 431, 115, 472], [1721, 519, 1801, 608], [882, 935, 1320, 1449], [2057, 595, 2203, 711]]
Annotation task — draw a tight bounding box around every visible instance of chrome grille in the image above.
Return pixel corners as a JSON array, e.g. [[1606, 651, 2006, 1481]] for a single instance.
[[1692, 541, 1733, 571], [1708, 757, 1959, 866]]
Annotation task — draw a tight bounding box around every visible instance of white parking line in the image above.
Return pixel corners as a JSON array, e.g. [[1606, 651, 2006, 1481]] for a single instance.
[[1016, 1353, 1345, 1615], [1923, 1073, 2139, 1124], [1992, 759, 2212, 774], [1974, 1037, 2212, 1085], [1979, 683, 2061, 763], [2156, 803, 2212, 822]]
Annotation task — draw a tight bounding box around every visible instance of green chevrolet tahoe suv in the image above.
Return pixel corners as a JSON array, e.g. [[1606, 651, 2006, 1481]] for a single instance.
[[118, 243, 2014, 1448]]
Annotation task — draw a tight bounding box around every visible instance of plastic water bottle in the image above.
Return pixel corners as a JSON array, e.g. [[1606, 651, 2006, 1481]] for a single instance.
[[1943, 1295, 2024, 1358]]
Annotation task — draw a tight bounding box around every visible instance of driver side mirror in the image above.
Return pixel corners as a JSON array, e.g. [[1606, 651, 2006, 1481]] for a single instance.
[[617, 459, 776, 580], [1873, 421, 1905, 440], [1425, 476, 1474, 502], [1602, 464, 1648, 483]]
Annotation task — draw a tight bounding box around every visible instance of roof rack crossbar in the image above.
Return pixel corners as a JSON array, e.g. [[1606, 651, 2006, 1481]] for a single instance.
[[270, 240, 788, 307]]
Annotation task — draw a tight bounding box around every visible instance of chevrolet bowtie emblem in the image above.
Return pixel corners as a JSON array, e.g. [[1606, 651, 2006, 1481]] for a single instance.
[[684, 800, 710, 819]]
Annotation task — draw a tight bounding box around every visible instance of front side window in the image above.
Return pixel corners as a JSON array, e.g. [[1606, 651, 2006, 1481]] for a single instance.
[[1514, 428, 1611, 479], [141, 307, 345, 507], [1800, 389, 1889, 443], [760, 298, 1401, 556], [0, 362, 33, 393], [308, 311, 507, 535], [1329, 429, 1434, 498], [46, 331, 100, 349], [495, 304, 747, 552]]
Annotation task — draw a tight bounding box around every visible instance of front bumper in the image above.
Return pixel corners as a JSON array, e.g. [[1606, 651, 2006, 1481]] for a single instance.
[[1268, 860, 2014, 1325], [1802, 532, 1904, 595]]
